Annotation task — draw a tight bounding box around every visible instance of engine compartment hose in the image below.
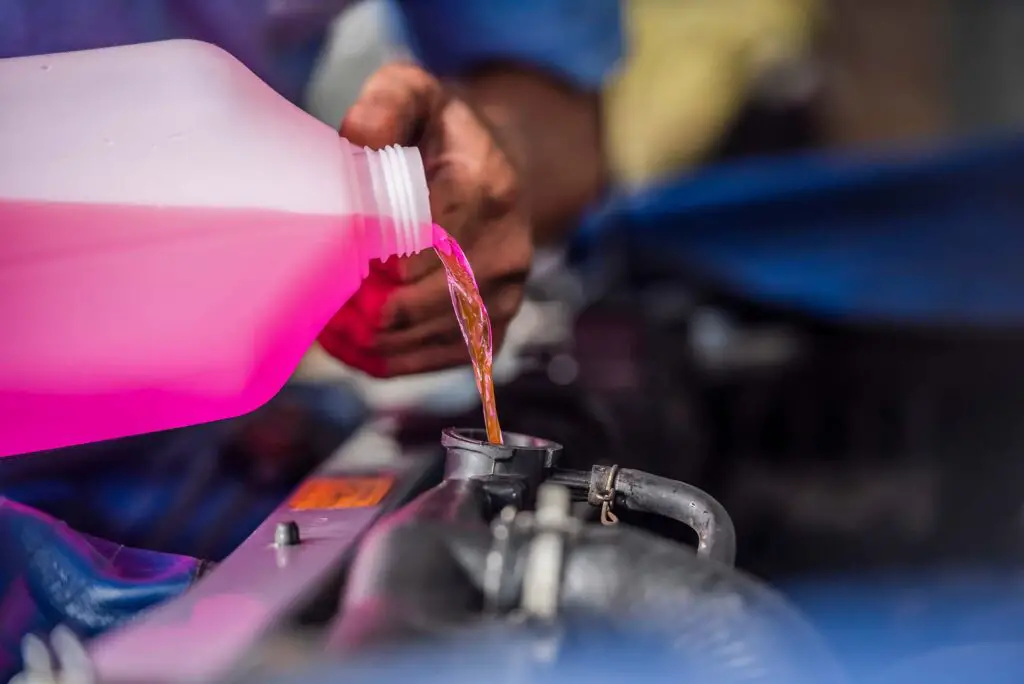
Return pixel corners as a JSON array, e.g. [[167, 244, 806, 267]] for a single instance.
[[590, 465, 736, 565]]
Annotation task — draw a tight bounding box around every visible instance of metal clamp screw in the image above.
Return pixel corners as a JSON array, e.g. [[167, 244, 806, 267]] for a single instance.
[[592, 464, 620, 525]]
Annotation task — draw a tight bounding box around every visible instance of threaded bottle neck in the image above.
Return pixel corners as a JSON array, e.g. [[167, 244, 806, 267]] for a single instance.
[[356, 144, 433, 260]]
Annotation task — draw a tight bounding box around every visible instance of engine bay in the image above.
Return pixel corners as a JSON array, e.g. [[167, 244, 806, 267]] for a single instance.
[[7, 251, 1024, 684], [14, 419, 841, 684]]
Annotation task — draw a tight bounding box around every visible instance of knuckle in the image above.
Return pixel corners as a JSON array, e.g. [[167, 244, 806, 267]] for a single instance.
[[480, 155, 520, 216], [505, 221, 534, 270], [356, 72, 407, 108], [492, 283, 525, 320], [421, 328, 465, 348], [373, 60, 429, 85], [430, 163, 474, 208], [490, 156, 520, 208]]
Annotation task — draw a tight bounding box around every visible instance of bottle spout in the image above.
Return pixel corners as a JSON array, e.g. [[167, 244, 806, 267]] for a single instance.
[[358, 144, 433, 260]]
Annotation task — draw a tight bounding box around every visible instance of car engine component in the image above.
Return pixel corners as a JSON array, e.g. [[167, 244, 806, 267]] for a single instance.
[[14, 426, 842, 684]]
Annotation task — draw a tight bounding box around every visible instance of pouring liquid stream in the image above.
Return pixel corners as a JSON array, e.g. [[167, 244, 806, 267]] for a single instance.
[[431, 225, 503, 444]]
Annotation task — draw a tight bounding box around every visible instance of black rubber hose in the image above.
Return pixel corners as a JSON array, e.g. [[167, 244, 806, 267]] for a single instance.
[[546, 469, 590, 499], [591, 465, 736, 566]]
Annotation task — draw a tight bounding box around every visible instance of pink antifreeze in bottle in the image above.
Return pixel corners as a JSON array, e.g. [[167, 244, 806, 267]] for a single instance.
[[0, 40, 434, 457]]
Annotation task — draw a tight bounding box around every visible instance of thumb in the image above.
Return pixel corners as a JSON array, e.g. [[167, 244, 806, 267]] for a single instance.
[[340, 62, 445, 149]]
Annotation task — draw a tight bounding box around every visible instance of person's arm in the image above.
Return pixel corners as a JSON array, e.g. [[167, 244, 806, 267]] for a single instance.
[[391, 0, 624, 244]]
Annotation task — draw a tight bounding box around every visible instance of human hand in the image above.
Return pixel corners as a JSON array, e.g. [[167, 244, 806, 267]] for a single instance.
[[318, 63, 531, 378]]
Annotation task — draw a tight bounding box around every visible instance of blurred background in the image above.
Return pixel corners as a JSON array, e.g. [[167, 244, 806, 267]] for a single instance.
[[9, 0, 1024, 681], [308, 0, 1024, 166]]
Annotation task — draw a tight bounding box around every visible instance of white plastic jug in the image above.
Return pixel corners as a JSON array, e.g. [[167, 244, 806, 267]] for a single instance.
[[0, 39, 433, 457]]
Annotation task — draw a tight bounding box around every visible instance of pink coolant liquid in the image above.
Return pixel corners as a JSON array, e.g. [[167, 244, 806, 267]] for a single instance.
[[0, 198, 388, 457], [432, 225, 503, 444]]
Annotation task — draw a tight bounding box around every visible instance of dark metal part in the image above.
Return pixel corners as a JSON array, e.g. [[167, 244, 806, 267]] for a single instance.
[[441, 428, 562, 491], [327, 495, 836, 684], [544, 468, 590, 494], [273, 521, 301, 547], [475, 474, 530, 516]]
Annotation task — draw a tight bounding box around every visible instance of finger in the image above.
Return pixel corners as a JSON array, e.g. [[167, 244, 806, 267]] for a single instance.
[[380, 247, 530, 336], [366, 256, 404, 286], [427, 160, 482, 245], [373, 281, 525, 355], [387, 188, 475, 287], [317, 264, 404, 377], [376, 262, 512, 333], [436, 98, 521, 219], [486, 280, 527, 323], [352, 101, 485, 285], [377, 325, 465, 356], [389, 164, 483, 285], [392, 112, 490, 284], [368, 252, 436, 292], [319, 321, 388, 378], [397, 96, 516, 284], [377, 94, 518, 285], [384, 343, 473, 378], [378, 267, 453, 331], [335, 286, 519, 379], [340, 62, 445, 149], [386, 250, 440, 286], [382, 317, 514, 378]]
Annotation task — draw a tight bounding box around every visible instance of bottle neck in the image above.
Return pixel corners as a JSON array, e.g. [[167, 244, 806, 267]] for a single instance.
[[352, 144, 434, 261]]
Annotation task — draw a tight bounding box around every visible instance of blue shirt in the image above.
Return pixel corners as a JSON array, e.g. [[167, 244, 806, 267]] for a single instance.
[[0, 0, 623, 99], [391, 0, 622, 91]]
